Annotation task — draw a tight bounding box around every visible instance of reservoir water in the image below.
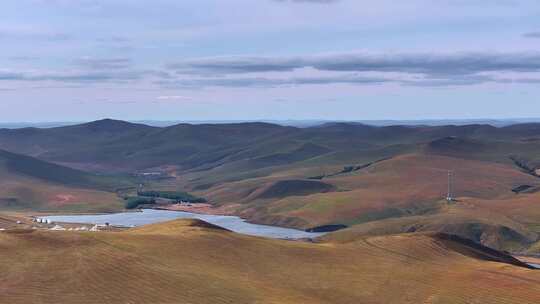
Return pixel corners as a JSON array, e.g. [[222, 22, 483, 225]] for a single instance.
[[40, 209, 325, 239]]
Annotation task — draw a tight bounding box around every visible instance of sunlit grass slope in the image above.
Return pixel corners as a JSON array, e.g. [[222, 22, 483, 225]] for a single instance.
[[1, 219, 539, 304], [212, 154, 537, 226]]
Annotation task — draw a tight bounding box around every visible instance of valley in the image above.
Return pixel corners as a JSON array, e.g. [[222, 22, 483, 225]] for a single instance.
[[2, 120, 540, 254], [4, 1, 540, 302], [2, 119, 540, 302]]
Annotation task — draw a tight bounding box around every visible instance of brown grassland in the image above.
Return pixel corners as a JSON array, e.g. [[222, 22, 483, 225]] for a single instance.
[[0, 174, 122, 212], [1, 219, 539, 304], [194, 153, 540, 252]]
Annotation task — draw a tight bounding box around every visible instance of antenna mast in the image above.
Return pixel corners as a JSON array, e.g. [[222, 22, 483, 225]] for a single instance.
[[446, 170, 454, 202]]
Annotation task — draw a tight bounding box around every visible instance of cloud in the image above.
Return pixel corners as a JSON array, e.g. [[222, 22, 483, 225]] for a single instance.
[[5, 51, 540, 89], [523, 32, 540, 38], [167, 56, 301, 75], [156, 95, 194, 101], [162, 50, 540, 88], [75, 98, 137, 105], [158, 74, 391, 89], [74, 57, 132, 70], [0, 56, 159, 85], [168, 52, 540, 77], [400, 74, 495, 87], [0, 69, 141, 83], [0, 28, 71, 41], [160, 74, 509, 89], [95, 36, 134, 51], [96, 36, 131, 44]]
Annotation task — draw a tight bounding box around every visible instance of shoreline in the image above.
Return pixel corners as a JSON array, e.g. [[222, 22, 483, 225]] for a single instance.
[[36, 208, 325, 240], [514, 255, 540, 269], [152, 203, 237, 216]]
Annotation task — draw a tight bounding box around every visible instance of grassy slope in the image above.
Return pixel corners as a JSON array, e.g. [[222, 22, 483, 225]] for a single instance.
[[319, 204, 538, 252], [4, 120, 540, 250], [0, 150, 130, 191], [1, 219, 539, 304], [0, 119, 159, 171], [5, 120, 540, 176], [193, 153, 540, 251], [0, 120, 296, 172], [211, 154, 537, 225], [0, 150, 128, 212], [527, 240, 540, 254]]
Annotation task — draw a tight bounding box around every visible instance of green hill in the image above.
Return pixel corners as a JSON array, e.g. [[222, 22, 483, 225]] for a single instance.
[[0, 149, 130, 191], [5, 120, 540, 176], [0, 150, 131, 211], [4, 120, 540, 251]]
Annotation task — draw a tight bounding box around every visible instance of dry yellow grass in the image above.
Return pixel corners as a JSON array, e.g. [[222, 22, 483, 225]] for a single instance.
[[319, 203, 539, 250], [1, 219, 539, 304]]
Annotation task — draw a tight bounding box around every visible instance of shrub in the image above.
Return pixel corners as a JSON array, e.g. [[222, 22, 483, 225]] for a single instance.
[[137, 190, 207, 203], [125, 196, 156, 209]]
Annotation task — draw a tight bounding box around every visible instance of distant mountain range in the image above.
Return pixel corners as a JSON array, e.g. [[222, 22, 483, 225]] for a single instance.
[[3, 118, 540, 129], [2, 118, 540, 174]]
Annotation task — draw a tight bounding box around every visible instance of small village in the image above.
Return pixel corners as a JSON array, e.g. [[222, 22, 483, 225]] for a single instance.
[[0, 215, 123, 232]]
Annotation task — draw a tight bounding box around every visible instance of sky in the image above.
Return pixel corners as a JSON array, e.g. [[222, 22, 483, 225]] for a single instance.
[[1, 0, 540, 122]]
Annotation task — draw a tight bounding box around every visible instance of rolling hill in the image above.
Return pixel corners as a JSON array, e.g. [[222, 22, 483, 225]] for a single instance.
[[5, 119, 540, 175], [0, 219, 539, 304], [0, 149, 130, 211], [3, 120, 540, 251], [204, 153, 539, 230], [1, 119, 540, 175]]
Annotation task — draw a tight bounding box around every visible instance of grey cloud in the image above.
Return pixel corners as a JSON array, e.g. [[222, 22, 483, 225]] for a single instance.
[[0, 61, 170, 85], [167, 57, 301, 75], [491, 77, 540, 84], [0, 71, 24, 80], [0, 29, 71, 41], [5, 51, 540, 88], [376, 74, 540, 87], [168, 52, 540, 76], [401, 74, 496, 87], [158, 74, 391, 89], [74, 58, 132, 70], [158, 70, 540, 89], [0, 70, 141, 83], [37, 72, 139, 82], [287, 75, 387, 85], [310, 53, 540, 75], [523, 32, 540, 38]]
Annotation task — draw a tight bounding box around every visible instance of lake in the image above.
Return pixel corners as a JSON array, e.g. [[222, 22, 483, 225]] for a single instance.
[[40, 209, 325, 239]]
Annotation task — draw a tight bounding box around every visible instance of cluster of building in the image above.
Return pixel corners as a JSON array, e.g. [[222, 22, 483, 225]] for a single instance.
[[31, 217, 105, 232], [49, 224, 101, 232], [35, 218, 52, 224]]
